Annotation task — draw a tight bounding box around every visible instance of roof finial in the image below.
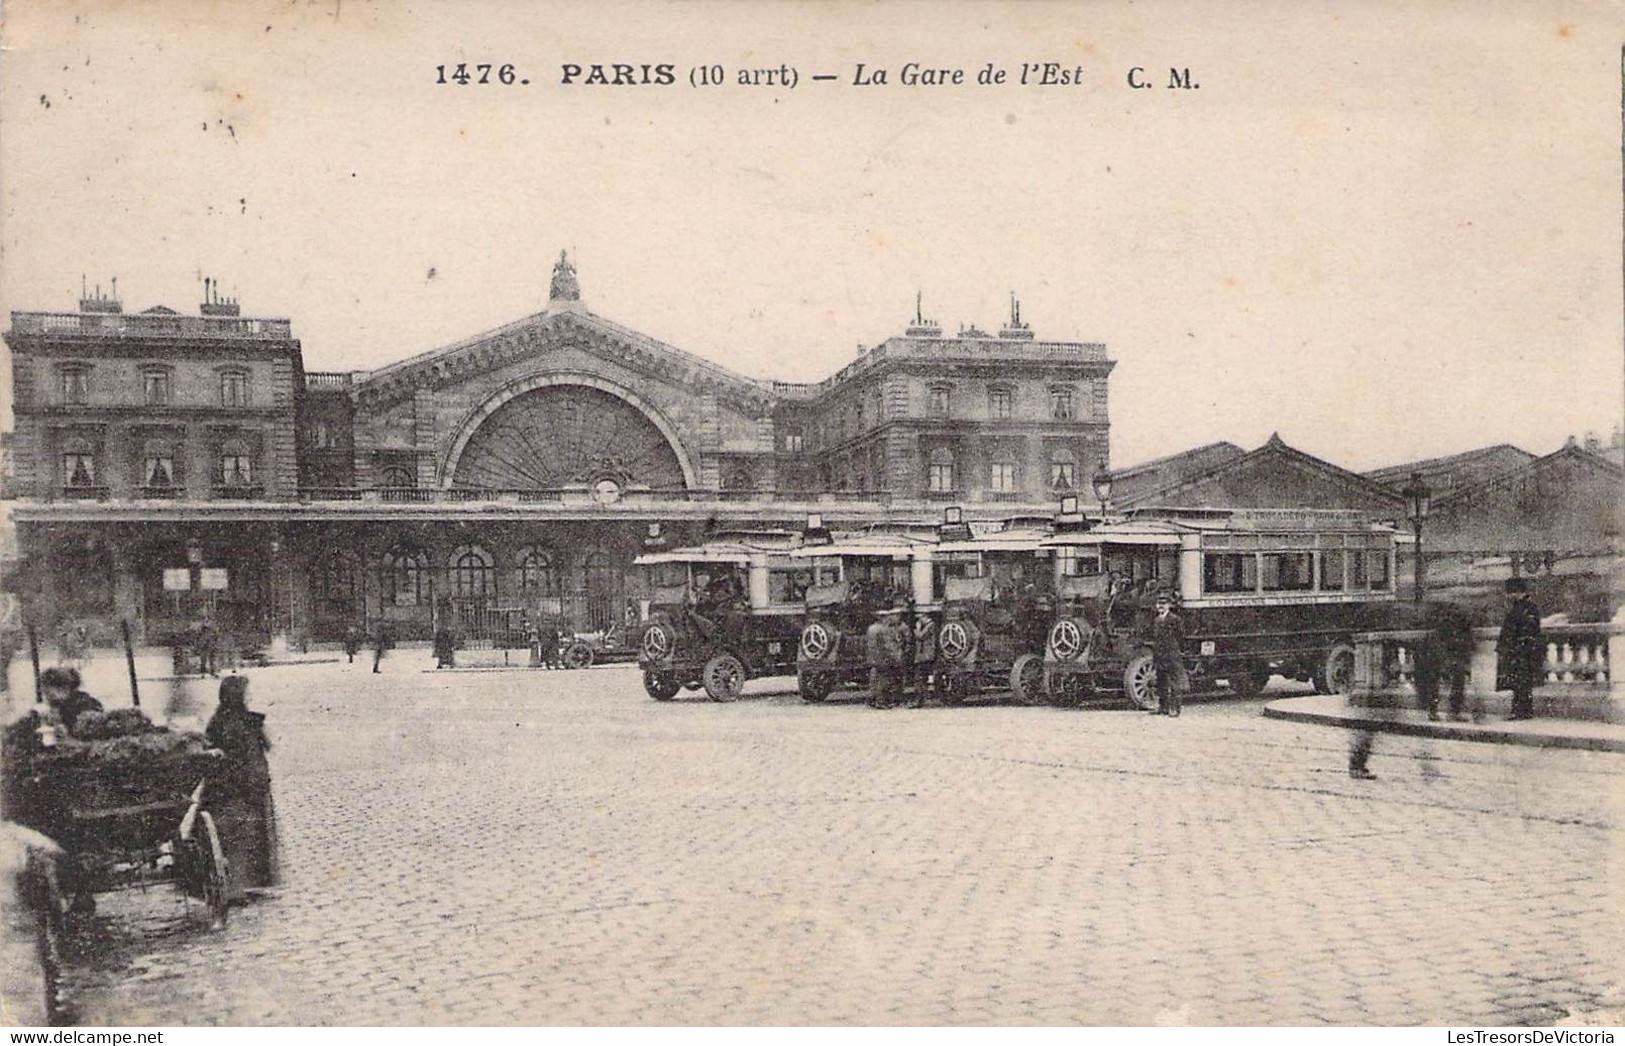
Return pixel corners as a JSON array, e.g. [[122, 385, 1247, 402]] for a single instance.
[[549, 249, 581, 303]]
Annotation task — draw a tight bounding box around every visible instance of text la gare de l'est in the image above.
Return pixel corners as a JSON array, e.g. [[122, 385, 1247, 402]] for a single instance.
[[558, 61, 1095, 88]]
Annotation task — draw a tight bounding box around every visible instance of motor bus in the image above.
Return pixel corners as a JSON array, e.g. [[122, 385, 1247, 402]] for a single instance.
[[1040, 508, 1401, 708], [789, 522, 941, 703], [931, 519, 1057, 705], [634, 531, 810, 701]]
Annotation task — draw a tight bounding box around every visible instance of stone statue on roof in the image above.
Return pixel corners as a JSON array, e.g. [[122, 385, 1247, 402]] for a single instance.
[[549, 250, 580, 303]]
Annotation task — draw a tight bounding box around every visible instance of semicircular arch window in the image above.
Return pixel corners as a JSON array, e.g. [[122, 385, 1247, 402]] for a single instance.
[[454, 385, 686, 491]]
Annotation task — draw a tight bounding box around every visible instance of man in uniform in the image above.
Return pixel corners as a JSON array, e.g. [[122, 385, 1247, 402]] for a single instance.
[[1497, 578, 1544, 721], [866, 606, 908, 709], [1150, 591, 1187, 716]]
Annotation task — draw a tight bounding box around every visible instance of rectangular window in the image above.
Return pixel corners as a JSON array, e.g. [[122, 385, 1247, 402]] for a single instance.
[[220, 372, 248, 407], [928, 463, 954, 492], [989, 389, 1012, 420], [783, 431, 804, 453], [928, 388, 951, 417], [1057, 547, 1101, 577], [143, 370, 171, 406], [62, 453, 96, 487], [1050, 460, 1077, 490], [1366, 550, 1390, 590], [990, 461, 1018, 492], [768, 568, 813, 605], [1050, 388, 1075, 421], [220, 454, 253, 486], [144, 455, 175, 487], [1203, 553, 1258, 594], [59, 369, 89, 405], [1261, 551, 1314, 592], [1319, 549, 1345, 591]]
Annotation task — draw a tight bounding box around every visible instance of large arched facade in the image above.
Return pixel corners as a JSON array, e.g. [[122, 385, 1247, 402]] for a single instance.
[[440, 373, 699, 491]]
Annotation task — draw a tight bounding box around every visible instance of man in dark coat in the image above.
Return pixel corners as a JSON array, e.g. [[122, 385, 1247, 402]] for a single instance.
[[1497, 578, 1544, 720], [1149, 591, 1187, 717], [866, 607, 908, 709], [1419, 601, 1475, 721], [39, 667, 103, 737], [342, 625, 361, 664]]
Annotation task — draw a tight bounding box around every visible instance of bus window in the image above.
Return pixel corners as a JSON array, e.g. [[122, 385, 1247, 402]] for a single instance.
[[1366, 550, 1391, 590], [1261, 551, 1314, 592], [1203, 552, 1257, 594], [768, 567, 813, 605], [1056, 547, 1100, 577], [1320, 549, 1345, 591]]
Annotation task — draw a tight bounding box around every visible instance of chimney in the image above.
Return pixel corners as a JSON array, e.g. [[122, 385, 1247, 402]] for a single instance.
[[200, 276, 241, 316], [79, 274, 123, 314]]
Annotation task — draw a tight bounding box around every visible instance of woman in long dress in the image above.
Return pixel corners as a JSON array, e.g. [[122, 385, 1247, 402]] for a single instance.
[[204, 675, 279, 901]]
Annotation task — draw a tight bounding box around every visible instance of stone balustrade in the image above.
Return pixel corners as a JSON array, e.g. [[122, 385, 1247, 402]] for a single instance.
[[1351, 620, 1625, 721]]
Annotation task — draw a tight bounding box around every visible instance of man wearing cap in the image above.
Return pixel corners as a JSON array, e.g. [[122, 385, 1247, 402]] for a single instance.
[[1497, 578, 1544, 721], [866, 606, 908, 710], [38, 667, 104, 738], [1149, 591, 1187, 716]]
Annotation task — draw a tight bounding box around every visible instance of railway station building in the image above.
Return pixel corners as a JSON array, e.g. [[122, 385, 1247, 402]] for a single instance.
[[3, 254, 1116, 646]]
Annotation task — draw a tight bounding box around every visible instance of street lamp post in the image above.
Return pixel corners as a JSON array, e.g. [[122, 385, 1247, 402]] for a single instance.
[[1400, 471, 1432, 605], [1090, 464, 1113, 521]]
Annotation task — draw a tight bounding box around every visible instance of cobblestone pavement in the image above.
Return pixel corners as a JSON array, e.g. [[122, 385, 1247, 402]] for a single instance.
[[39, 658, 1625, 1026]]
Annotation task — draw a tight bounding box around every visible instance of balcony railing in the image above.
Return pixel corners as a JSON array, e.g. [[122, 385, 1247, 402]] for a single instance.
[[305, 372, 356, 389], [10, 311, 293, 340], [137, 485, 181, 500], [211, 484, 265, 500]]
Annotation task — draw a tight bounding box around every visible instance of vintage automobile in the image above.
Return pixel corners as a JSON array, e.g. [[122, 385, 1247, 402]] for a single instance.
[[789, 523, 941, 702], [634, 533, 810, 701], [1041, 508, 1401, 708], [931, 520, 1057, 705]]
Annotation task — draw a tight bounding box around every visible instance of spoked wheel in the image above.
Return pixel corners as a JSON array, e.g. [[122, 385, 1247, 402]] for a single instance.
[[1122, 653, 1157, 711], [563, 642, 595, 670], [200, 812, 230, 928], [29, 853, 68, 1025], [798, 671, 832, 703], [1010, 654, 1045, 706], [1316, 643, 1356, 695], [702, 653, 747, 702], [643, 671, 680, 701]]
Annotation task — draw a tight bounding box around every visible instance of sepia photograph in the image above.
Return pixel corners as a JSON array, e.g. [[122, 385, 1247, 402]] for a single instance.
[[0, 0, 1622, 1032]]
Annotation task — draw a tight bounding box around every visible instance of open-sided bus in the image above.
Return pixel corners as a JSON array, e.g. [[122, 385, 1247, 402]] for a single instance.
[[789, 524, 941, 703], [634, 533, 810, 702], [932, 521, 1057, 705], [1041, 509, 1400, 708]]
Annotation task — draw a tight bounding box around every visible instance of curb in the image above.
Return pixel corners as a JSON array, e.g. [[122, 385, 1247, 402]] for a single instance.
[[1263, 697, 1625, 754]]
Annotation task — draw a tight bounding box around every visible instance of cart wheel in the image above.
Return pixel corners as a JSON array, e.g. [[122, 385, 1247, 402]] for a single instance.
[[1010, 654, 1045, 706], [198, 812, 230, 929], [643, 670, 680, 701], [1123, 653, 1157, 710], [798, 671, 831, 703], [563, 642, 595, 670], [29, 854, 68, 1026], [702, 653, 746, 702]]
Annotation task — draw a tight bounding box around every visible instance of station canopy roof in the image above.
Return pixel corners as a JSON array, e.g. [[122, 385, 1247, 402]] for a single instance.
[[936, 527, 1053, 554], [1042, 519, 1190, 548], [789, 532, 937, 559], [634, 535, 801, 566]]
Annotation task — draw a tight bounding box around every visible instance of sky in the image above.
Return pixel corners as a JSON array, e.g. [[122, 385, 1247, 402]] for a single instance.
[[1, 0, 1622, 472]]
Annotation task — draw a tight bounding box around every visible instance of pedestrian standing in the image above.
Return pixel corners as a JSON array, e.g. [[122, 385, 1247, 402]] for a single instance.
[[197, 617, 219, 677], [205, 675, 279, 899], [343, 625, 361, 665], [866, 606, 907, 709], [1420, 601, 1474, 722], [371, 621, 394, 674], [1496, 578, 1544, 721], [1149, 592, 1187, 716]]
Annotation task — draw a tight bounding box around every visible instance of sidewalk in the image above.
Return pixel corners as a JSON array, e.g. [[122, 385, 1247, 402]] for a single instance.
[[1263, 694, 1625, 753]]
